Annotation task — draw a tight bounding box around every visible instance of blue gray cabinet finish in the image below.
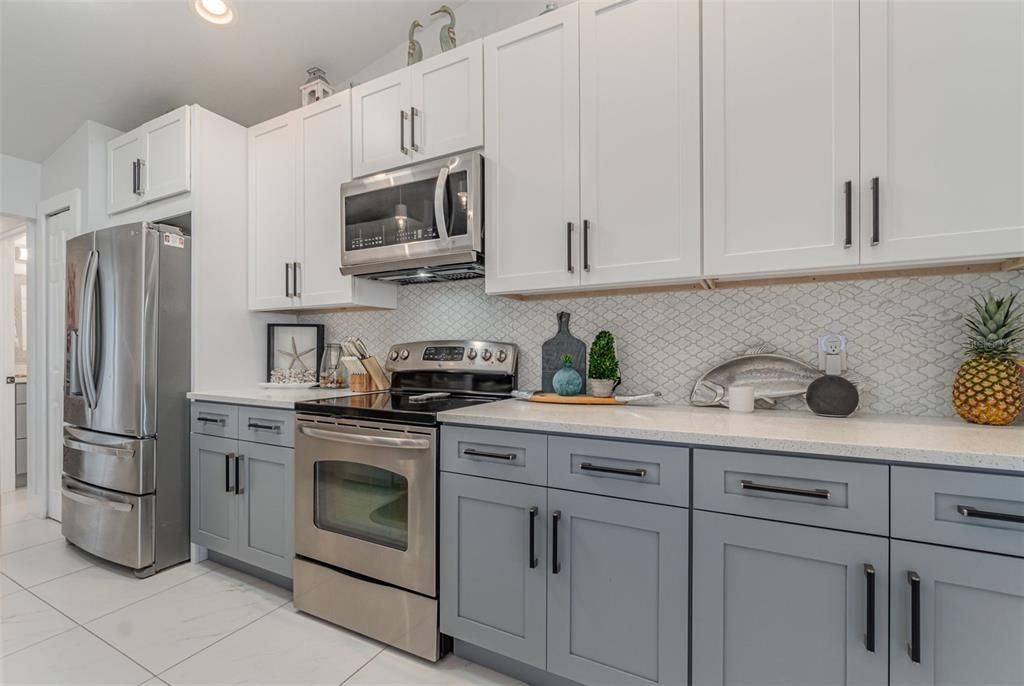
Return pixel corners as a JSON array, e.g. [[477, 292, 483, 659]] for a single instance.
[[190, 402, 239, 439], [547, 489, 687, 686], [692, 510, 888, 686], [440, 472, 547, 669], [548, 436, 688, 507], [892, 466, 1024, 557], [890, 540, 1024, 686], [190, 434, 237, 551], [234, 440, 294, 578], [442, 426, 548, 485], [238, 407, 295, 449], [693, 448, 889, 535]]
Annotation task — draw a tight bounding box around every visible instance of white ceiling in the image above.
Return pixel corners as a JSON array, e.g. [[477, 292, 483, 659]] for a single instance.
[[1, 0, 463, 162]]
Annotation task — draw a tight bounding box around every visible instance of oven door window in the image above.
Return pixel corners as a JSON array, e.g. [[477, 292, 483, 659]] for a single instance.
[[313, 461, 409, 551]]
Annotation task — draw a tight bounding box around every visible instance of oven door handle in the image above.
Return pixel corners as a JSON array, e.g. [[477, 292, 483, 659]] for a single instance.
[[300, 426, 431, 450], [433, 164, 450, 241]]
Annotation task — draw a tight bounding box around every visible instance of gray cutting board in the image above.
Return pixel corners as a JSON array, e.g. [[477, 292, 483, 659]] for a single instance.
[[541, 311, 587, 393]]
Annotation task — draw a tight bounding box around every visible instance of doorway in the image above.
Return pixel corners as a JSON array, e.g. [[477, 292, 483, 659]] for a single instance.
[[0, 222, 29, 508]]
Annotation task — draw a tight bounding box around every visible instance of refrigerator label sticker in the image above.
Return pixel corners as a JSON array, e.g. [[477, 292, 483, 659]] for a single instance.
[[163, 234, 185, 249]]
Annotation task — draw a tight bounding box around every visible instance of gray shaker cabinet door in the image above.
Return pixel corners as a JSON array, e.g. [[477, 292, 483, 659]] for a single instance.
[[190, 434, 237, 555], [440, 473, 548, 669], [547, 490, 687, 686], [890, 540, 1024, 686], [234, 440, 294, 579], [692, 511, 888, 686]]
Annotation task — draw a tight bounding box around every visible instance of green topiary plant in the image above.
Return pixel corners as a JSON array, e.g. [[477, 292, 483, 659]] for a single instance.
[[588, 331, 619, 381]]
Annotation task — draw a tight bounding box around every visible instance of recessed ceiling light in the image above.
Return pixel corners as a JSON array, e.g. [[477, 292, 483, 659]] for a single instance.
[[193, 0, 235, 25]]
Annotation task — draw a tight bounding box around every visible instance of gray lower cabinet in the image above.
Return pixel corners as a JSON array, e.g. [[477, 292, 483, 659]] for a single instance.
[[440, 472, 547, 669], [191, 434, 237, 550], [692, 510, 888, 686], [890, 540, 1024, 686], [547, 489, 688, 686]]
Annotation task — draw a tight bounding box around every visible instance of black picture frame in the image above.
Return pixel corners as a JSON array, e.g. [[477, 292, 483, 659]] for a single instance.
[[266, 323, 325, 382]]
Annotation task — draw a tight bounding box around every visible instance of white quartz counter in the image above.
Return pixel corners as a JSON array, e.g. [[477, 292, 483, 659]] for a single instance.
[[187, 387, 365, 409], [439, 400, 1024, 472]]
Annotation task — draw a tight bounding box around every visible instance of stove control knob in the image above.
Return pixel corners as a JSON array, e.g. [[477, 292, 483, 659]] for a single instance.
[[496, 349, 508, 363], [388, 350, 400, 361], [481, 348, 493, 361], [467, 348, 478, 360], [399, 349, 410, 360]]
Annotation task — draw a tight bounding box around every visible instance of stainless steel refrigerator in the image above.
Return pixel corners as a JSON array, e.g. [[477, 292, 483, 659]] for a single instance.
[[63, 221, 190, 577]]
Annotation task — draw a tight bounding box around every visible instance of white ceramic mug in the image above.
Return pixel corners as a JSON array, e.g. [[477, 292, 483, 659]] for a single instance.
[[729, 385, 755, 413]]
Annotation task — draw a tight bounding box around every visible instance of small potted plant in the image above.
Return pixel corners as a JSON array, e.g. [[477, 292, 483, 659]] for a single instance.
[[553, 354, 584, 396], [588, 331, 620, 397]]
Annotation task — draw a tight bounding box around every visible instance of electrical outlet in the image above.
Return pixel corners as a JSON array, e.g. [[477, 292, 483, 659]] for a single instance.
[[818, 334, 847, 375]]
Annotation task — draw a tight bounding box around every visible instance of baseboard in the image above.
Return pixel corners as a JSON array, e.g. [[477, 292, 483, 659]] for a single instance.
[[453, 640, 584, 686]]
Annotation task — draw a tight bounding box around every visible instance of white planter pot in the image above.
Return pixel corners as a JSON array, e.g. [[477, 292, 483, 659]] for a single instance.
[[589, 378, 616, 398]]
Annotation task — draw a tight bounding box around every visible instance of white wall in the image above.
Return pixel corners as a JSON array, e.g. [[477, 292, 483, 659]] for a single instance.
[[0, 154, 41, 219], [40, 121, 122, 233]]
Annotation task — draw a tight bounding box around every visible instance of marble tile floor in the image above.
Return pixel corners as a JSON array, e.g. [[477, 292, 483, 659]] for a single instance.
[[0, 506, 523, 686]]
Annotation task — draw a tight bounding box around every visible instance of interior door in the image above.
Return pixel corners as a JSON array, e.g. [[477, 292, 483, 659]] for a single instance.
[[483, 5, 581, 295], [107, 131, 144, 215], [579, 0, 701, 286], [352, 73, 411, 177], [860, 0, 1024, 265], [47, 208, 76, 520], [409, 41, 483, 162], [141, 105, 191, 204], [702, 0, 861, 277]]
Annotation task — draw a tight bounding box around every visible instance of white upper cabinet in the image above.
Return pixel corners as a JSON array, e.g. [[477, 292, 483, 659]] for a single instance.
[[579, 0, 701, 286], [702, 0, 860, 278], [352, 41, 483, 178], [860, 0, 1024, 265], [107, 105, 191, 215], [484, 6, 581, 295], [248, 93, 397, 312]]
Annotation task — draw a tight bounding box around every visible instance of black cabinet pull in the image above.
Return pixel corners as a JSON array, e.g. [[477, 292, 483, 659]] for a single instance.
[[579, 462, 647, 478], [197, 415, 226, 426], [400, 110, 409, 155], [583, 219, 591, 271], [908, 570, 921, 663], [235, 454, 244, 495], [566, 222, 575, 273], [843, 181, 853, 249], [131, 159, 140, 195], [552, 510, 561, 574], [247, 422, 281, 433], [293, 262, 301, 297], [285, 263, 292, 297], [739, 479, 831, 500], [864, 563, 876, 653], [463, 448, 516, 461], [410, 106, 420, 152], [224, 452, 233, 493], [528, 506, 538, 569], [870, 176, 880, 246], [956, 504, 1024, 525]]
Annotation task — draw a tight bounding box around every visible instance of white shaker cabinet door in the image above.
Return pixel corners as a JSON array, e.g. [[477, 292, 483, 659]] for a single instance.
[[351, 72, 412, 177], [409, 41, 483, 162], [702, 0, 861, 277], [860, 0, 1024, 265], [107, 130, 145, 215], [140, 105, 191, 205], [484, 5, 581, 295], [579, 0, 701, 286]]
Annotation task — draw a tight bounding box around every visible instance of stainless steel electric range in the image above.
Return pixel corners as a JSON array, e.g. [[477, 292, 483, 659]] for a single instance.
[[291, 340, 518, 661]]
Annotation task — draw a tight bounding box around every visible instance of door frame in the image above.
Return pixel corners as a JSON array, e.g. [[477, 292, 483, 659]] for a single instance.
[[30, 190, 82, 520], [0, 222, 29, 494]]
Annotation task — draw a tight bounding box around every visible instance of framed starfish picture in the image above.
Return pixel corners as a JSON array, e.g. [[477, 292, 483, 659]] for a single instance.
[[266, 323, 325, 384]]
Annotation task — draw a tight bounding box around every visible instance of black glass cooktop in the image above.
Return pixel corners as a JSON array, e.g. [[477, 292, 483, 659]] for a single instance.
[[295, 391, 502, 426]]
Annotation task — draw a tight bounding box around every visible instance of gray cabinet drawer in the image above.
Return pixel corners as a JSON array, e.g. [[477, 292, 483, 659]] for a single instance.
[[548, 437, 688, 507], [238, 407, 295, 448], [892, 466, 1024, 557], [441, 426, 548, 485], [693, 449, 889, 535], [191, 402, 238, 438]]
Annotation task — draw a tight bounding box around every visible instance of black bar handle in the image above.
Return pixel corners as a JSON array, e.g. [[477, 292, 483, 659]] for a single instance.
[[463, 448, 516, 461], [580, 462, 647, 478], [956, 504, 1024, 525], [235, 454, 243, 495], [864, 563, 876, 653], [870, 176, 880, 246], [843, 181, 853, 248], [528, 506, 538, 569], [293, 262, 300, 298], [285, 263, 292, 298], [566, 223, 575, 273], [583, 219, 591, 271], [739, 479, 831, 500], [400, 110, 409, 155], [908, 570, 921, 663], [247, 422, 281, 433], [410, 106, 419, 152], [197, 415, 226, 426], [552, 510, 561, 574], [224, 453, 233, 493]]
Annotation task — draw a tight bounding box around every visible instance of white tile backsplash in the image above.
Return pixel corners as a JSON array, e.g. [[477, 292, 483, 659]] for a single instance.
[[300, 272, 1024, 417]]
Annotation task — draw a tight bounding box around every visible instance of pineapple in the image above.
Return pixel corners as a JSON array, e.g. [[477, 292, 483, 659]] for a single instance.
[[953, 292, 1024, 425]]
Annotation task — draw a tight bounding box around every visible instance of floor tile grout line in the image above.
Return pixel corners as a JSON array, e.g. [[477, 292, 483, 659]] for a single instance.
[[77, 622, 160, 681], [0, 532, 68, 559], [0, 623, 79, 661], [70, 563, 215, 626], [6, 559, 98, 591], [338, 646, 388, 686]]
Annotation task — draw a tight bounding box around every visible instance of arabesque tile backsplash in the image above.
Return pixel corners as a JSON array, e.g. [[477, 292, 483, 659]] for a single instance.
[[300, 271, 1024, 417]]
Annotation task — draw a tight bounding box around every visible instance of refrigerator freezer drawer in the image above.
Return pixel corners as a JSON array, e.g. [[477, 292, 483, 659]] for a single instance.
[[61, 475, 154, 570], [63, 426, 156, 495]]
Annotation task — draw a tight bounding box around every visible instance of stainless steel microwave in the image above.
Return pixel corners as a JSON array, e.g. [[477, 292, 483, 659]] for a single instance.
[[340, 153, 483, 283]]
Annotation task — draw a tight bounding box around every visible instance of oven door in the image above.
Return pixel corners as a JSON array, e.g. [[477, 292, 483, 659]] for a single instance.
[[340, 153, 482, 275], [295, 417, 437, 597]]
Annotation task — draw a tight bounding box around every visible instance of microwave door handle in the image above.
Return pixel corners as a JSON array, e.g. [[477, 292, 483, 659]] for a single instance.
[[433, 164, 450, 241]]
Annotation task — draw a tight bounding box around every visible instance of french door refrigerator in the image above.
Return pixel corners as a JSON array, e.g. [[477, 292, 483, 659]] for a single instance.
[[63, 221, 190, 577]]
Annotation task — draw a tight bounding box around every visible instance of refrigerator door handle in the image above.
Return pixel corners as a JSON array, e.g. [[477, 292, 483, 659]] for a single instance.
[[67, 330, 82, 396], [63, 436, 135, 459], [78, 250, 100, 409]]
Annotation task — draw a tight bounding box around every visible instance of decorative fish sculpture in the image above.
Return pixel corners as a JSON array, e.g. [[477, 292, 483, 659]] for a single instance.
[[690, 346, 823, 408]]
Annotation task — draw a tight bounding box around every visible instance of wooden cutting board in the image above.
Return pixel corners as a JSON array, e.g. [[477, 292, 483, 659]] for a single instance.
[[523, 393, 625, 405]]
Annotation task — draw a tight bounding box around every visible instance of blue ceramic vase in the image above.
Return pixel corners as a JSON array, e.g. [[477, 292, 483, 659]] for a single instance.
[[553, 360, 583, 396]]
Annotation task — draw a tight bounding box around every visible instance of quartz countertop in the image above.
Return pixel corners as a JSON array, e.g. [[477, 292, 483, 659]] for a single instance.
[[439, 400, 1024, 472], [187, 387, 364, 409]]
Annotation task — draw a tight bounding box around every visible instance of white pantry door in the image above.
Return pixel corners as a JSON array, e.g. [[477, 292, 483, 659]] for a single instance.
[[702, 0, 861, 277], [860, 0, 1024, 265], [579, 0, 701, 286]]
